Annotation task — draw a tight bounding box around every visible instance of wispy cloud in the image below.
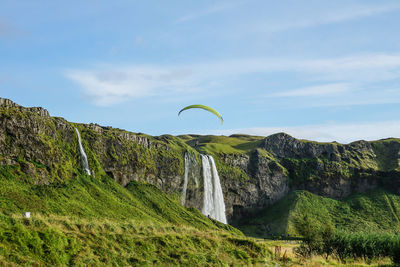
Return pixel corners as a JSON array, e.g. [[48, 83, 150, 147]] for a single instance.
[[270, 83, 352, 97], [196, 53, 400, 79], [66, 53, 400, 106], [175, 2, 242, 24], [248, 3, 400, 34], [66, 67, 201, 106], [209, 121, 400, 144], [274, 88, 400, 109], [321, 4, 400, 24]]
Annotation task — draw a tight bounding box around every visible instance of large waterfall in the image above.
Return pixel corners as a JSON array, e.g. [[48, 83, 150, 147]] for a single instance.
[[201, 155, 227, 224], [75, 128, 91, 175]]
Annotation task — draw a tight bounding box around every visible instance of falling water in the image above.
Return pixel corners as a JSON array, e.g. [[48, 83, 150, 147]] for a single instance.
[[181, 152, 199, 205], [201, 155, 227, 224], [75, 128, 91, 175], [181, 153, 190, 205], [201, 155, 214, 217], [208, 156, 227, 224]]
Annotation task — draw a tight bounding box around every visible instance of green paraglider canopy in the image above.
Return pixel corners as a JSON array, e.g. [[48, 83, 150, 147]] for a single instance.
[[178, 104, 223, 124]]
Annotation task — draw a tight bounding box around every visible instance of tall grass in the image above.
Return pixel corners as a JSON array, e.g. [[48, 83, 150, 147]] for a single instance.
[[0, 213, 274, 266], [235, 189, 400, 238], [294, 214, 400, 265], [328, 232, 400, 264], [0, 168, 272, 265]]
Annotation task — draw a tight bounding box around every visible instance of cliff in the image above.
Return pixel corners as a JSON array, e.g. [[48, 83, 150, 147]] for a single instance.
[[1, 98, 400, 222]]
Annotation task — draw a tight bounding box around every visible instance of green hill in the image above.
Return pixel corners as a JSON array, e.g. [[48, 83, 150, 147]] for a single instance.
[[0, 166, 271, 266], [234, 189, 400, 238], [178, 134, 264, 155]]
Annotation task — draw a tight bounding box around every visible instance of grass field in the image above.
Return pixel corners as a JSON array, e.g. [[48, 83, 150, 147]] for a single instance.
[[179, 134, 265, 155], [0, 166, 273, 265], [250, 239, 393, 266], [234, 189, 400, 238]]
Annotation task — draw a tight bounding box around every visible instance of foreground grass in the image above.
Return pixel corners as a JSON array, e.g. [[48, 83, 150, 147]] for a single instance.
[[0, 167, 272, 265], [262, 240, 392, 267], [0, 214, 273, 266]]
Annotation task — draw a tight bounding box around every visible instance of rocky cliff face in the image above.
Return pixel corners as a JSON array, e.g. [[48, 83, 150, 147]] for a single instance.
[[218, 150, 289, 219], [262, 132, 400, 196], [0, 98, 189, 193], [1, 98, 400, 222], [221, 133, 400, 218]]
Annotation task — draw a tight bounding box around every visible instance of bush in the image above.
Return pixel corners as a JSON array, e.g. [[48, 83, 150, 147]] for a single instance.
[[294, 214, 334, 258], [392, 241, 400, 265], [310, 230, 400, 265]]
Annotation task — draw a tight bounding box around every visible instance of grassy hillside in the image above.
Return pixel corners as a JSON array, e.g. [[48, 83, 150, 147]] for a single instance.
[[234, 189, 400, 238], [0, 166, 272, 266], [371, 138, 400, 171], [179, 134, 264, 155]]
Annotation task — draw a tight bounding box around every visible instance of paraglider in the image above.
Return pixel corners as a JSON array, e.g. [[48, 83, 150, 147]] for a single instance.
[[178, 104, 223, 124]]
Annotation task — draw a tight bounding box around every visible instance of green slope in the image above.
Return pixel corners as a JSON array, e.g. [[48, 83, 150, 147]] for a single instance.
[[235, 189, 400, 238], [179, 134, 265, 155], [0, 166, 271, 266]]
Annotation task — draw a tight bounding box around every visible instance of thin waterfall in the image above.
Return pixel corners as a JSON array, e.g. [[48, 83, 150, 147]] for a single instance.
[[182, 152, 199, 206], [201, 155, 227, 224], [181, 153, 190, 205], [75, 128, 91, 175]]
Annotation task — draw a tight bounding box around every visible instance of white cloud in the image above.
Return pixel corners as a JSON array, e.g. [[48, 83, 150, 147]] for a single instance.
[[309, 4, 398, 25], [247, 3, 400, 34], [67, 67, 198, 106], [271, 83, 351, 97], [210, 121, 400, 144], [281, 88, 400, 108], [66, 53, 400, 106], [195, 53, 400, 79]]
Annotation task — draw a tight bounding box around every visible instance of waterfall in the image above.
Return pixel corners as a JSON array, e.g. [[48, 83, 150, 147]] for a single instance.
[[75, 128, 91, 175], [201, 155, 213, 217], [208, 156, 227, 224], [201, 155, 227, 224], [181, 153, 190, 205], [181, 152, 199, 205]]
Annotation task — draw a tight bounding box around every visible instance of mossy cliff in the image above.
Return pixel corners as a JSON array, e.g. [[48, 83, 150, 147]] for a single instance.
[[1, 98, 400, 222], [258, 133, 400, 198], [180, 131, 400, 221], [0, 98, 194, 192]]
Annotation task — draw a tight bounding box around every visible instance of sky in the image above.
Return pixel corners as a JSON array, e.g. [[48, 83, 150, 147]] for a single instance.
[[1, 0, 400, 143]]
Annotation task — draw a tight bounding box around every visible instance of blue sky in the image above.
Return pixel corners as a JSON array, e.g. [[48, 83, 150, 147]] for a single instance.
[[1, 0, 400, 143]]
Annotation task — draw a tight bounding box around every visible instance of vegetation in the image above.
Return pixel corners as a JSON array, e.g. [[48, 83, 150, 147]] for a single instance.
[[234, 189, 400, 238], [0, 167, 272, 265], [75, 126, 195, 180], [0, 213, 274, 266], [371, 138, 400, 171], [180, 134, 264, 155], [293, 214, 400, 264]]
